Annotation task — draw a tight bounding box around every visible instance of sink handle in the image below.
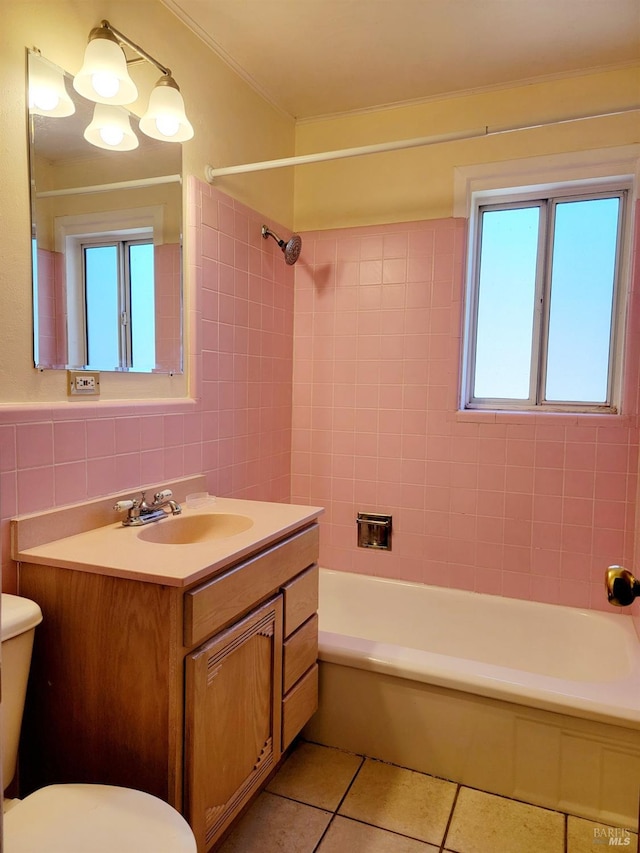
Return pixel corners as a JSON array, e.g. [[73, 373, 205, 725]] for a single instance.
[[114, 500, 136, 512], [154, 489, 173, 502]]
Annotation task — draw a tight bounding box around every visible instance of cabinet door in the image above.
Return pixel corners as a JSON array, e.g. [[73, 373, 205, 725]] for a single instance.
[[184, 595, 283, 852]]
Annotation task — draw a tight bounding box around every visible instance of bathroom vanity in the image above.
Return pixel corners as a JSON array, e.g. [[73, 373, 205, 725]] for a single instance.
[[12, 478, 322, 852]]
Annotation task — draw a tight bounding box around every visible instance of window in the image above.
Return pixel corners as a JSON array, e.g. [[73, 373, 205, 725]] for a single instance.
[[83, 238, 156, 371], [52, 206, 167, 373], [463, 185, 629, 412]]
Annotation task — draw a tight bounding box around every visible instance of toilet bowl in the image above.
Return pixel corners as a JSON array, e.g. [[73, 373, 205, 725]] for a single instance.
[[1, 593, 196, 853], [3, 783, 197, 853]]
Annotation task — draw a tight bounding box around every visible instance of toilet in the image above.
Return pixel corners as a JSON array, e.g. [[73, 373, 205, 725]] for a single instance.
[[1, 593, 197, 853]]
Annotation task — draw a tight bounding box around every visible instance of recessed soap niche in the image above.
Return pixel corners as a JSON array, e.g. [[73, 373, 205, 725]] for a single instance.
[[357, 512, 392, 550]]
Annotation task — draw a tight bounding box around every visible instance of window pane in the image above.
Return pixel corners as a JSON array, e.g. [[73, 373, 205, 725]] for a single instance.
[[545, 198, 619, 403], [85, 245, 119, 368], [473, 206, 540, 399], [129, 242, 156, 372]]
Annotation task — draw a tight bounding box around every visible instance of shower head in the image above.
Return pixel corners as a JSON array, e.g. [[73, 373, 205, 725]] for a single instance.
[[605, 566, 640, 606], [261, 225, 302, 265]]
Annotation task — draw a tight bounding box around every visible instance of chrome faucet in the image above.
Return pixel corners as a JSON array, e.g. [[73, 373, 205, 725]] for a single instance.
[[114, 489, 182, 527]]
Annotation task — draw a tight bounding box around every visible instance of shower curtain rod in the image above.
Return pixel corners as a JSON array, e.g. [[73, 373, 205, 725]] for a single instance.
[[36, 174, 182, 199], [205, 105, 640, 181]]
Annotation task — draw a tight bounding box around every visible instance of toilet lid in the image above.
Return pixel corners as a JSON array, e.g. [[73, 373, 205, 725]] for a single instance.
[[1, 594, 43, 641], [3, 784, 197, 853]]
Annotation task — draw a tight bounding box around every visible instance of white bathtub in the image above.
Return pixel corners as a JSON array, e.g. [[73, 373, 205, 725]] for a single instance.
[[304, 569, 640, 829]]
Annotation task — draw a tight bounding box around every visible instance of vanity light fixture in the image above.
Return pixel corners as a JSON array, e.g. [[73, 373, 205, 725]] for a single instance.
[[73, 24, 137, 105], [83, 103, 139, 151], [139, 76, 194, 143], [74, 20, 193, 147], [28, 52, 76, 117]]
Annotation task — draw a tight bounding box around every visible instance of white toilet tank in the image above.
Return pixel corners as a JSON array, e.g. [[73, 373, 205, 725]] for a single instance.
[[1, 594, 43, 792]]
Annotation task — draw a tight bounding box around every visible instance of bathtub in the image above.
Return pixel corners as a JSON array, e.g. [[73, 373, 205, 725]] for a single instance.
[[304, 569, 640, 829]]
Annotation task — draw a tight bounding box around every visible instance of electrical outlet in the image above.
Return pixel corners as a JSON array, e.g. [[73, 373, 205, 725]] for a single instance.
[[67, 370, 100, 397]]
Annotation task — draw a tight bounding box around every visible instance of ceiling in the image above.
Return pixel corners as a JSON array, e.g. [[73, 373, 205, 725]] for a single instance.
[[161, 0, 640, 120]]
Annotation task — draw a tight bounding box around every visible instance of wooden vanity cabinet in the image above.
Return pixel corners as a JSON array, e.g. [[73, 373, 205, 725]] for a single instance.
[[185, 595, 283, 850], [18, 521, 319, 852]]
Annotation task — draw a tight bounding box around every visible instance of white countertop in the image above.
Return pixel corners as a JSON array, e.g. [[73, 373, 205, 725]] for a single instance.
[[13, 497, 324, 588]]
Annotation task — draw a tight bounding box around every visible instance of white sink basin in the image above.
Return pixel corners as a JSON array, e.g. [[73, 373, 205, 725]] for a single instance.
[[137, 513, 254, 545]]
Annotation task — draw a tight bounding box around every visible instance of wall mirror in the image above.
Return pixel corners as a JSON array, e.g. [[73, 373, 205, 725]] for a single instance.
[[28, 50, 183, 374]]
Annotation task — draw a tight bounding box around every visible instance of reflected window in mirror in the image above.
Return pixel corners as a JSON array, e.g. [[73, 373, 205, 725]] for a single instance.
[[82, 236, 155, 371], [28, 49, 184, 374]]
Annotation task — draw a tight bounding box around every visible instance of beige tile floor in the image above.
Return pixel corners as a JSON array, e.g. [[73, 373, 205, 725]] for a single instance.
[[216, 740, 639, 853]]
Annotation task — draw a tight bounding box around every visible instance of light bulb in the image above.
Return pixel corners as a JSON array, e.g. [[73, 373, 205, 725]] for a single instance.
[[155, 115, 180, 137], [92, 71, 120, 100], [74, 27, 137, 105], [99, 125, 125, 146], [139, 75, 194, 143], [28, 52, 75, 117], [85, 103, 138, 151], [33, 89, 60, 112]]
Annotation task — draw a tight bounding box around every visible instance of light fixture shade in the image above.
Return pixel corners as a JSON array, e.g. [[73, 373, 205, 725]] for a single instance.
[[139, 77, 194, 143], [84, 103, 139, 151], [73, 29, 138, 105], [28, 54, 76, 117]]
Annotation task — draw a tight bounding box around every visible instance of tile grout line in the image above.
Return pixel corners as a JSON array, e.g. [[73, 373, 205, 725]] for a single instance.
[[333, 753, 367, 814], [310, 753, 366, 852], [438, 783, 461, 853], [321, 754, 462, 851], [310, 813, 337, 852], [267, 742, 638, 852], [333, 812, 449, 849]]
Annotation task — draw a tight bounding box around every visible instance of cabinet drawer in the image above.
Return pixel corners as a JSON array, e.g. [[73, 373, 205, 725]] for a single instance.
[[283, 614, 318, 694], [282, 564, 319, 637], [184, 524, 319, 648], [282, 663, 318, 750]]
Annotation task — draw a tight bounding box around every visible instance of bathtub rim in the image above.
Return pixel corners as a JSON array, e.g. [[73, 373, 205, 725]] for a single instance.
[[317, 568, 640, 730]]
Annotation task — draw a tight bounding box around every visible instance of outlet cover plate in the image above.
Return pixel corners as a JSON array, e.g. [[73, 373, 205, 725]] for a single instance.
[[67, 370, 100, 397]]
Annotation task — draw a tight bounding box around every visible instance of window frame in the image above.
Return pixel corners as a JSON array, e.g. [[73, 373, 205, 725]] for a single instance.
[[53, 206, 163, 372], [461, 180, 632, 414], [81, 236, 153, 370]]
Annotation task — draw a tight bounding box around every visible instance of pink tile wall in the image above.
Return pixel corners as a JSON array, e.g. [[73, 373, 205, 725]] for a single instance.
[[0, 178, 294, 592], [4, 183, 639, 615], [291, 211, 640, 612], [154, 243, 182, 373], [191, 179, 294, 503], [36, 248, 67, 368], [53, 251, 68, 367]]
